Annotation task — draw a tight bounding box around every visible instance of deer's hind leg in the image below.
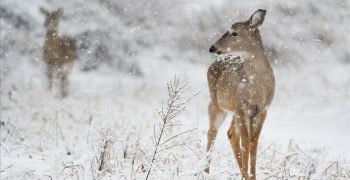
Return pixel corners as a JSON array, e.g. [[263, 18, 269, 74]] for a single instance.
[[205, 102, 226, 173], [249, 110, 267, 180]]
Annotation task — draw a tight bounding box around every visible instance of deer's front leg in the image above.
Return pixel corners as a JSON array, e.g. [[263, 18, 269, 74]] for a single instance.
[[235, 113, 250, 180], [227, 117, 244, 176], [46, 64, 53, 90], [249, 110, 267, 180]]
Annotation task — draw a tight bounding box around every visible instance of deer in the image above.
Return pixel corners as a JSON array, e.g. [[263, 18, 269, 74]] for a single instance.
[[205, 9, 275, 180], [40, 7, 76, 98]]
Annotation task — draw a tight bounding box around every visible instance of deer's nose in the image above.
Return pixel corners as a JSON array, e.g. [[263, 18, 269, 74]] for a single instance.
[[209, 45, 217, 53]]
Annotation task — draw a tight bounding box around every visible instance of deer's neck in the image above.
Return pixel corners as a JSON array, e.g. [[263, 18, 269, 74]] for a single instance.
[[239, 40, 267, 60]]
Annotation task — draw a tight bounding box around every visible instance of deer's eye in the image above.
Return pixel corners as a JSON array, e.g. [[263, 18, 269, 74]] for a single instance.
[[231, 32, 238, 36]]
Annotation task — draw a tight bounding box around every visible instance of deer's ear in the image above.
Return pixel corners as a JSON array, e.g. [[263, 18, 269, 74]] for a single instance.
[[56, 8, 64, 16], [39, 7, 49, 15], [248, 9, 266, 30]]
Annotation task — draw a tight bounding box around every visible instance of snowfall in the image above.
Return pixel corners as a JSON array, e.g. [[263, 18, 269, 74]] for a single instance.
[[1, 0, 349, 179]]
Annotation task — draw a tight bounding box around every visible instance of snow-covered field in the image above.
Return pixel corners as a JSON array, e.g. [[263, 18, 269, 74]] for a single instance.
[[1, 0, 350, 179]]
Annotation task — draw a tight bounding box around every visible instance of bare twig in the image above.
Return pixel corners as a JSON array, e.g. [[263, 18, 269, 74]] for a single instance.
[[160, 128, 197, 146], [145, 76, 197, 180]]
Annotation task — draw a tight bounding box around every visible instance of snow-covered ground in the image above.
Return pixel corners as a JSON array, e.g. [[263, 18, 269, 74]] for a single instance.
[[1, 0, 349, 179]]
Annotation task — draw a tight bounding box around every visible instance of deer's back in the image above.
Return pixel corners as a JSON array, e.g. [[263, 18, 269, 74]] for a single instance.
[[208, 55, 275, 113]]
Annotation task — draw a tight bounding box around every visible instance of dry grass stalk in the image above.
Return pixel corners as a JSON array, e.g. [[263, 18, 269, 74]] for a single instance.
[[98, 140, 112, 171], [60, 164, 83, 180]]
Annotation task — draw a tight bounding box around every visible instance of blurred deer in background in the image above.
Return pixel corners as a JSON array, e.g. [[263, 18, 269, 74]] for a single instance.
[[205, 9, 275, 180], [40, 7, 76, 98]]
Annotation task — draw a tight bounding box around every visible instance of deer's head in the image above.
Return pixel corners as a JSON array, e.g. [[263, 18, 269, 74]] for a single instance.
[[209, 9, 266, 55], [39, 7, 63, 31]]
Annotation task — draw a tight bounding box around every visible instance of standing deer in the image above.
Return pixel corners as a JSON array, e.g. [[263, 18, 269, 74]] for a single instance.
[[40, 7, 76, 98], [205, 9, 275, 180]]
